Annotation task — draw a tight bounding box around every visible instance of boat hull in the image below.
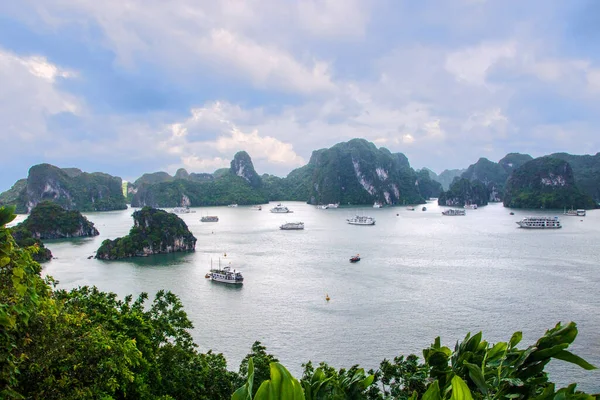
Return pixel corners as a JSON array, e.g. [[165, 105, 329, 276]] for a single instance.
[[210, 275, 243, 284]]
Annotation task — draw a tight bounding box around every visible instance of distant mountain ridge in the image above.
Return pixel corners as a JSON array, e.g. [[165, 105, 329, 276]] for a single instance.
[[3, 141, 600, 211], [0, 164, 127, 213]]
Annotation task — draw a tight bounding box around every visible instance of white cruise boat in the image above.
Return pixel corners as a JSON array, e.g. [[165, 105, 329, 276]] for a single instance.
[[517, 216, 562, 229], [328, 203, 339, 208], [208, 260, 243, 284], [200, 215, 219, 222], [270, 204, 293, 213], [373, 202, 383, 208], [317, 205, 329, 209], [464, 204, 478, 209], [280, 222, 304, 230], [172, 206, 193, 214], [228, 204, 238, 208], [347, 215, 376, 225], [564, 207, 586, 217], [442, 209, 466, 216]]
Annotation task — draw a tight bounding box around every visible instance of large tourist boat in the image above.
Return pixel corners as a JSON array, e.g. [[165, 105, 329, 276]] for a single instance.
[[280, 222, 304, 230], [200, 215, 219, 222], [270, 204, 293, 213], [442, 209, 466, 216], [517, 216, 562, 229], [208, 259, 244, 284], [347, 215, 376, 225], [373, 202, 383, 208]]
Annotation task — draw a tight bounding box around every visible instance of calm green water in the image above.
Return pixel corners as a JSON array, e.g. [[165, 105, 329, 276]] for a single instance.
[[19, 201, 600, 390]]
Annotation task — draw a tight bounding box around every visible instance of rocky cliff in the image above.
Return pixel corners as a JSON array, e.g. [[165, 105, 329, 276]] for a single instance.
[[415, 169, 443, 199], [96, 207, 196, 260], [435, 169, 465, 190], [503, 157, 596, 209], [547, 152, 600, 203], [296, 139, 424, 205], [0, 164, 127, 213], [498, 153, 533, 174], [438, 178, 489, 207], [460, 158, 509, 202], [230, 151, 262, 188]]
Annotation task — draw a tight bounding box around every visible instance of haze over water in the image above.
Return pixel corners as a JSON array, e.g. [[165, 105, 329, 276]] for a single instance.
[[28, 201, 600, 391]]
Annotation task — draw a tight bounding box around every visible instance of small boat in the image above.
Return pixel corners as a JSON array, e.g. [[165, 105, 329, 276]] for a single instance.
[[422, 207, 427, 211], [327, 203, 339, 209], [406, 206, 415, 211], [228, 204, 238, 208], [270, 204, 293, 213], [280, 222, 304, 230], [350, 254, 361, 263], [464, 204, 478, 210], [250, 205, 262, 211], [347, 215, 376, 225], [373, 202, 383, 208], [201, 215, 219, 222], [172, 206, 193, 214], [564, 207, 586, 217], [442, 209, 466, 216], [317, 205, 329, 209], [510, 212, 515, 215]]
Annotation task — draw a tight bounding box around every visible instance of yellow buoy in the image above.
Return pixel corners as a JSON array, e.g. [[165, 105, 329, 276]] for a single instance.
[[325, 293, 330, 301]]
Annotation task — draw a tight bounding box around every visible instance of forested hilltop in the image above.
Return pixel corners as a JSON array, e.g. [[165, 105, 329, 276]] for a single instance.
[[3, 140, 600, 211], [438, 152, 599, 209], [1, 205, 597, 399], [129, 139, 436, 207], [0, 163, 127, 213]]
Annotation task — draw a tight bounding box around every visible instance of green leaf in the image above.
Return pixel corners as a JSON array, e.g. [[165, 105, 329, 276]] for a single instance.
[[463, 362, 488, 394], [509, 331, 522, 348], [450, 376, 473, 400], [553, 350, 597, 370], [232, 357, 255, 400], [254, 362, 304, 400], [422, 381, 441, 400], [487, 342, 508, 361]]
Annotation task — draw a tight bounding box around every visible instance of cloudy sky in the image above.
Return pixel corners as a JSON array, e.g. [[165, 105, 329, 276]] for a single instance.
[[1, 0, 599, 191]]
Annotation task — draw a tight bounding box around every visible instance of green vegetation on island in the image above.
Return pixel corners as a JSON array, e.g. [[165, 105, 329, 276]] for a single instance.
[[503, 157, 596, 209], [1, 205, 597, 399], [300, 139, 425, 206], [9, 225, 53, 263], [0, 163, 127, 213], [15, 201, 99, 239], [438, 178, 489, 207], [548, 152, 600, 203], [96, 207, 196, 260], [415, 169, 443, 199]]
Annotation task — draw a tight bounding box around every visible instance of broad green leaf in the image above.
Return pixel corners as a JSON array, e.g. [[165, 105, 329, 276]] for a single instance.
[[553, 350, 597, 370], [530, 344, 569, 361], [232, 357, 255, 400], [463, 362, 488, 394], [450, 376, 473, 400], [487, 342, 508, 361], [422, 381, 441, 400], [509, 331, 522, 348], [254, 362, 304, 400]]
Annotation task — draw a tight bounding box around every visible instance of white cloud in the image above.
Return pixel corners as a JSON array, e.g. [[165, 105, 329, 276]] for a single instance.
[[445, 41, 517, 86], [0, 48, 81, 146]]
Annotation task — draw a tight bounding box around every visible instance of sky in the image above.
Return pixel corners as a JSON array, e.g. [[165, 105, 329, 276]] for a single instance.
[[1, 0, 599, 191]]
